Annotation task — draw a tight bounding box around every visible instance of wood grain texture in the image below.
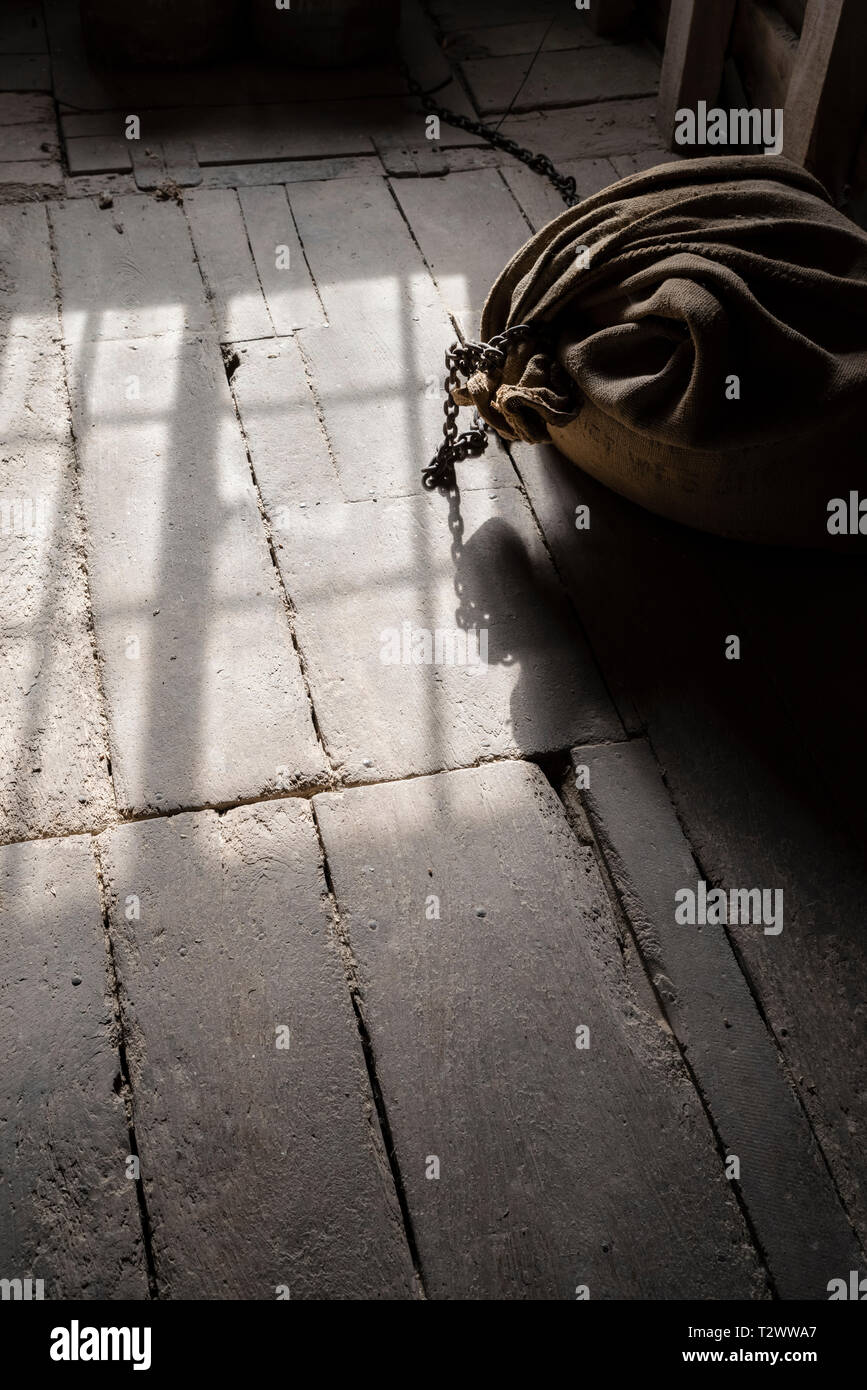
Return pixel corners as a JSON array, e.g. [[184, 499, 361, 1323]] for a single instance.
[[0, 121, 57, 163], [272, 488, 621, 782], [0, 327, 115, 843], [51, 194, 210, 341], [65, 330, 326, 814], [392, 168, 533, 338], [509, 438, 867, 1249], [238, 184, 326, 335], [500, 156, 617, 231], [657, 0, 738, 147], [499, 98, 663, 161], [289, 175, 515, 499], [784, 0, 867, 198], [460, 43, 659, 116], [185, 189, 273, 343], [580, 738, 864, 1298], [314, 762, 766, 1300], [0, 835, 147, 1298], [230, 338, 342, 510], [100, 801, 417, 1299]]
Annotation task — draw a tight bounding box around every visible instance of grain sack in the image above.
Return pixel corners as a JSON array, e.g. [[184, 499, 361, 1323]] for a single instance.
[[454, 156, 867, 546]]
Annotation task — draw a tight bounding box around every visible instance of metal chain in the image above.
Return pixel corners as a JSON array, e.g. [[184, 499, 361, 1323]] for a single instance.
[[401, 64, 581, 209], [421, 326, 540, 490], [404, 66, 576, 490]]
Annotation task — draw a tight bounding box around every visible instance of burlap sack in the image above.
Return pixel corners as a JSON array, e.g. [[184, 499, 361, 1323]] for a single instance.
[[454, 156, 867, 546]]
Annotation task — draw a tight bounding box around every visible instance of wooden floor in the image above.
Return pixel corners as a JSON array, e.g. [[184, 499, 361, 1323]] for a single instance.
[[1, 0, 865, 1300]]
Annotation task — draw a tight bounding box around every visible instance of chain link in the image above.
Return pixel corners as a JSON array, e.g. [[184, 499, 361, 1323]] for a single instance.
[[421, 326, 540, 490], [404, 66, 576, 489], [402, 64, 581, 209]]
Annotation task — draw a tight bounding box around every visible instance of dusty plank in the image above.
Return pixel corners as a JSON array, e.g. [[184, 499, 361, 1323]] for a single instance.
[[443, 16, 606, 60], [0, 92, 52, 123], [65, 330, 326, 814], [367, 82, 483, 151], [0, 330, 114, 842], [161, 137, 201, 188], [238, 184, 326, 335], [500, 156, 617, 231], [173, 102, 379, 165], [290, 175, 515, 499], [273, 488, 620, 782], [199, 155, 383, 189], [0, 158, 62, 200], [64, 134, 132, 176], [100, 800, 416, 1300], [58, 97, 480, 160], [510, 439, 867, 1247], [0, 835, 147, 1298], [379, 144, 503, 177], [392, 169, 533, 338], [0, 202, 56, 337], [128, 140, 166, 192], [230, 338, 341, 511], [461, 44, 659, 116], [657, 0, 738, 148], [64, 172, 138, 201], [580, 739, 864, 1298], [51, 194, 211, 342], [0, 121, 58, 162], [500, 97, 664, 160], [314, 762, 765, 1300], [185, 188, 273, 342]]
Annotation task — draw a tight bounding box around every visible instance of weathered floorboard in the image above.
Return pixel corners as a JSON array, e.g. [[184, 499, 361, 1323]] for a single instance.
[[185, 188, 273, 343], [238, 184, 326, 335], [0, 835, 147, 1298], [579, 738, 864, 1298], [0, 330, 115, 841], [51, 194, 211, 341], [65, 330, 326, 814], [501, 156, 617, 232], [290, 175, 515, 498], [100, 800, 417, 1299], [510, 438, 867, 1248], [314, 762, 766, 1300], [392, 169, 533, 338], [272, 488, 620, 782], [230, 337, 343, 510], [461, 44, 659, 117]]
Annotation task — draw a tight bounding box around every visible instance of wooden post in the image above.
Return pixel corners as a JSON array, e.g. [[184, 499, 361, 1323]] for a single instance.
[[784, 0, 867, 200], [657, 0, 738, 150]]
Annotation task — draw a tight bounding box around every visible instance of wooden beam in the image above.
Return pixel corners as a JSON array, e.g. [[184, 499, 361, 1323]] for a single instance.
[[657, 0, 738, 149], [784, 0, 867, 199]]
